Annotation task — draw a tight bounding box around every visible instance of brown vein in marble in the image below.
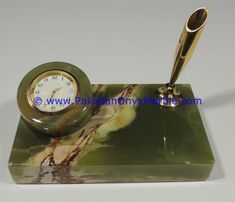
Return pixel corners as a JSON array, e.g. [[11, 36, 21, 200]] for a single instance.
[[92, 84, 105, 98], [32, 84, 136, 184]]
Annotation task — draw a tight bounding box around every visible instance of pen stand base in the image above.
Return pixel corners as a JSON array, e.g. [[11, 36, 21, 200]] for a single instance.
[[8, 84, 214, 184]]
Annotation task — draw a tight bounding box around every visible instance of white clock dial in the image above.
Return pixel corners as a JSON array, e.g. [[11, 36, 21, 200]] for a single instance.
[[28, 70, 78, 113]]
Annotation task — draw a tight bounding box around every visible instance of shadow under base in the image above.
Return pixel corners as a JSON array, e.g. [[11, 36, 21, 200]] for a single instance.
[[8, 84, 214, 184]]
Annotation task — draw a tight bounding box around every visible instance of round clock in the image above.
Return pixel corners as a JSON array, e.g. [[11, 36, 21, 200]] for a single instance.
[[17, 62, 93, 137]]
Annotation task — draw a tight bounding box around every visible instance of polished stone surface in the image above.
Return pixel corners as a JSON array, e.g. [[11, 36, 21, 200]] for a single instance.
[[8, 84, 214, 183]]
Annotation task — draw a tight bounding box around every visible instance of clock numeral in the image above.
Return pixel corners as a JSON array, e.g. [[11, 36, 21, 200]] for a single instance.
[[52, 75, 58, 80], [51, 106, 56, 110], [44, 78, 49, 82], [67, 81, 71, 86], [38, 83, 43, 87], [35, 90, 40, 94]]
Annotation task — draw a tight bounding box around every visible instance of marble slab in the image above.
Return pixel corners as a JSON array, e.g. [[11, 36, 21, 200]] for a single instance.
[[8, 84, 214, 183]]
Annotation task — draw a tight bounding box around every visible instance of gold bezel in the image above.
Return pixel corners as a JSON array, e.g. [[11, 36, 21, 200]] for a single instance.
[[27, 70, 80, 115]]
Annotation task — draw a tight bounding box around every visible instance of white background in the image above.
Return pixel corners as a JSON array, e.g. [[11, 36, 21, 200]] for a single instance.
[[0, 0, 234, 201]]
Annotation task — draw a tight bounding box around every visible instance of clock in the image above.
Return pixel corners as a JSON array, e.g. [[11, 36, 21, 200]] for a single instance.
[[17, 62, 93, 137], [27, 70, 78, 113]]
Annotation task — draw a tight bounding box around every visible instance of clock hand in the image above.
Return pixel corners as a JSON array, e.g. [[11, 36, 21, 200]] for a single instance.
[[54, 87, 62, 93], [49, 91, 55, 99], [50, 87, 63, 99]]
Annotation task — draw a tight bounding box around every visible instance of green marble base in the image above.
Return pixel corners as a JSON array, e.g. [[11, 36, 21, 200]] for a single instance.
[[8, 84, 214, 184]]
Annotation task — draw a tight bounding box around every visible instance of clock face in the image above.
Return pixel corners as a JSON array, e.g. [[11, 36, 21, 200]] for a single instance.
[[28, 70, 78, 113]]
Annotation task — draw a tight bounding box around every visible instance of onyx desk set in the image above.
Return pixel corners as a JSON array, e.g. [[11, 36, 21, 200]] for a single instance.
[[9, 7, 214, 184]]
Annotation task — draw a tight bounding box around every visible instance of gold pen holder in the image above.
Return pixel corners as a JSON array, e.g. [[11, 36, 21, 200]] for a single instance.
[[157, 7, 208, 107], [157, 83, 183, 107]]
